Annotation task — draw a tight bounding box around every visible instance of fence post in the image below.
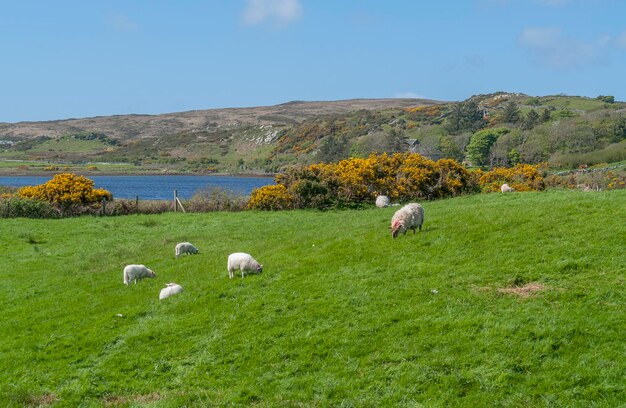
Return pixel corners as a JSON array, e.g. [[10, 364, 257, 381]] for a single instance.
[[174, 190, 177, 212], [101, 198, 106, 216], [135, 195, 139, 210]]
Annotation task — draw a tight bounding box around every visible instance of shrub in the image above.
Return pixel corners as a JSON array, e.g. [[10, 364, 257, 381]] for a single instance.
[[479, 164, 545, 192], [268, 153, 480, 209], [0, 197, 60, 219], [18, 173, 112, 207], [545, 167, 626, 191], [248, 184, 294, 210], [185, 187, 247, 212]]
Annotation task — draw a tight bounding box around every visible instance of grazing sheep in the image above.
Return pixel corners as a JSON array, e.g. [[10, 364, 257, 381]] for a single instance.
[[501, 183, 514, 193], [375, 195, 390, 208], [227, 253, 263, 279], [390, 203, 424, 239], [175, 242, 199, 258], [159, 283, 183, 300], [123, 264, 156, 285]]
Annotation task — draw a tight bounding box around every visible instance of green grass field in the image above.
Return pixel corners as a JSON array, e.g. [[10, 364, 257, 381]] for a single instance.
[[1, 190, 624, 406]]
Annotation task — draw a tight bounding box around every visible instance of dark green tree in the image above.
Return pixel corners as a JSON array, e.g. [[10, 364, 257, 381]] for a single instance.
[[317, 135, 349, 163], [445, 100, 484, 134], [502, 101, 521, 124], [522, 109, 540, 130], [384, 128, 408, 154], [596, 95, 615, 104], [540, 108, 552, 122]]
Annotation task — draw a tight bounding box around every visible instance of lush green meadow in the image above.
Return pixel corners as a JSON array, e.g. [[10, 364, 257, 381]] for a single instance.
[[1, 190, 624, 407]]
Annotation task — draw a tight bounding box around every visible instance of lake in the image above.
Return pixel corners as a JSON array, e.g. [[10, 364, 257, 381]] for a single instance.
[[0, 175, 274, 200]]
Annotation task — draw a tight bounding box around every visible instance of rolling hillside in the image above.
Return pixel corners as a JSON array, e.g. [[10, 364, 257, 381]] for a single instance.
[[0, 93, 624, 174]]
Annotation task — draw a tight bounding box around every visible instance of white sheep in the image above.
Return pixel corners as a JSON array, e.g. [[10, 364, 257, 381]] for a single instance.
[[501, 183, 514, 193], [390, 203, 424, 239], [175, 242, 199, 258], [375, 195, 390, 208], [159, 283, 183, 300], [227, 253, 263, 279], [123, 264, 156, 285]]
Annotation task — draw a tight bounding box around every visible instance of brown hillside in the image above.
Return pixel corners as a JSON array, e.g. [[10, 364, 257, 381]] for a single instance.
[[0, 98, 442, 140]]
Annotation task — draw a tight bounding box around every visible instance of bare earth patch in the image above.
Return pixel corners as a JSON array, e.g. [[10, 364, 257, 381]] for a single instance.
[[27, 394, 58, 407], [497, 282, 546, 298]]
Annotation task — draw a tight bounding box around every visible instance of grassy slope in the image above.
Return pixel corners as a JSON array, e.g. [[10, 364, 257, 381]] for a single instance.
[[0, 190, 624, 406]]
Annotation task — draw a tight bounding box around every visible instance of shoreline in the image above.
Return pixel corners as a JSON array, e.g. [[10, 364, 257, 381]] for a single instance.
[[0, 170, 276, 178]]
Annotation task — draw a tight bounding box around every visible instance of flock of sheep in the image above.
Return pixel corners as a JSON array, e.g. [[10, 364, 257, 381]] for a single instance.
[[124, 183, 512, 298], [122, 243, 263, 300]]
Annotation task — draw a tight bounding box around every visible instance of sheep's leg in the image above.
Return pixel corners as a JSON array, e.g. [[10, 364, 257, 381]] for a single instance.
[[241, 268, 245, 278]]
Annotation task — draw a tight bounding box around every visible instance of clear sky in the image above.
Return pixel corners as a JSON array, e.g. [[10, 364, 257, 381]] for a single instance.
[[1, 0, 625, 122]]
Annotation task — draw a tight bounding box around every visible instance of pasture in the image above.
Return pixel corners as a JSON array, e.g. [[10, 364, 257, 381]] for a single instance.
[[0, 190, 624, 406]]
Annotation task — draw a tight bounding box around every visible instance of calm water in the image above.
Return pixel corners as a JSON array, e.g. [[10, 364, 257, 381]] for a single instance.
[[0, 175, 274, 200]]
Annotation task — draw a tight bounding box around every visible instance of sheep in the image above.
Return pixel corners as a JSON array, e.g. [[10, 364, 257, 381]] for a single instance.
[[227, 253, 263, 279], [175, 242, 199, 258], [501, 183, 514, 193], [123, 264, 156, 285], [390, 203, 424, 239], [375, 195, 390, 208], [159, 283, 183, 300]]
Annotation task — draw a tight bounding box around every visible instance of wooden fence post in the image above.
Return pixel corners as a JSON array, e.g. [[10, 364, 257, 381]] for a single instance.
[[174, 189, 186, 213], [101, 198, 106, 216]]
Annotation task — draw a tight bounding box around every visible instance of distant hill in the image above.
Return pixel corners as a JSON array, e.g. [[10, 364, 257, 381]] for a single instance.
[[0, 94, 624, 174], [0, 98, 441, 140]]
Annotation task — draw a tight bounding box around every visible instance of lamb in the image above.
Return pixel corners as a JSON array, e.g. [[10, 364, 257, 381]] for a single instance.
[[501, 183, 514, 193], [390, 203, 424, 239], [175, 242, 199, 258], [375, 195, 390, 208], [227, 252, 263, 279], [123, 264, 156, 285], [159, 283, 183, 300]]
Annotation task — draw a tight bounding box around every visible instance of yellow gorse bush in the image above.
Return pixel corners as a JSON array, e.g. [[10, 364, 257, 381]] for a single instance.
[[250, 153, 481, 210], [479, 164, 545, 192], [18, 173, 112, 206], [248, 184, 294, 210]]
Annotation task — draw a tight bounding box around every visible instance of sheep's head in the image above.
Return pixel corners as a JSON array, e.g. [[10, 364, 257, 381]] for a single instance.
[[257, 264, 263, 273], [391, 220, 403, 239], [148, 269, 156, 277]]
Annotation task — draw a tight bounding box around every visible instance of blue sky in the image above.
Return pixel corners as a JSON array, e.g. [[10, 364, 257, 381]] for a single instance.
[[1, 0, 625, 122]]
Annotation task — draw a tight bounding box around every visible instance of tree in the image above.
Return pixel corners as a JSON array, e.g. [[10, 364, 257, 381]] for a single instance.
[[540, 108, 552, 122], [438, 135, 464, 162], [445, 100, 485, 134], [596, 95, 615, 104], [317, 135, 349, 163], [522, 109, 540, 130], [502, 101, 521, 124], [384, 128, 408, 154], [465, 128, 510, 167], [508, 148, 521, 165]]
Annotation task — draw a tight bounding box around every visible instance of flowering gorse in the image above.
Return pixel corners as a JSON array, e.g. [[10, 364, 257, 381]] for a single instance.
[[18, 173, 112, 207]]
